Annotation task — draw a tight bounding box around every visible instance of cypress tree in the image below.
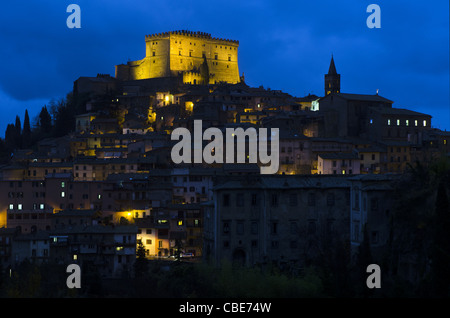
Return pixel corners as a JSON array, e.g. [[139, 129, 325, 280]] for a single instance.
[[22, 109, 31, 148], [14, 115, 21, 149], [39, 106, 52, 134]]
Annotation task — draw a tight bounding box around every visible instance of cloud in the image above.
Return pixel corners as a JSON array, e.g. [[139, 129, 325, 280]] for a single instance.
[[0, 0, 447, 135]]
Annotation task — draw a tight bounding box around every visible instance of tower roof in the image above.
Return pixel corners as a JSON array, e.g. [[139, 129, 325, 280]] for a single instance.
[[328, 55, 338, 75]]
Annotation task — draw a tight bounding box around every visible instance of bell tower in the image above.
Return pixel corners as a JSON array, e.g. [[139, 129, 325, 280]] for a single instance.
[[325, 55, 340, 96]]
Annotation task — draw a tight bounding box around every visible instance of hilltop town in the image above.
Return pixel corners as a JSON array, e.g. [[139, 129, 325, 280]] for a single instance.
[[0, 30, 449, 297]]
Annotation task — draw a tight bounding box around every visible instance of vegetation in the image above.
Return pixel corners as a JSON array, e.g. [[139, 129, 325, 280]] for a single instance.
[[0, 91, 90, 162]]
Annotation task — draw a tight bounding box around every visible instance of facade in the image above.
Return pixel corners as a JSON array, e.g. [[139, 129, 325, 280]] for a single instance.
[[319, 93, 394, 138], [318, 152, 360, 175], [349, 174, 396, 260], [204, 175, 351, 267], [115, 30, 240, 85]]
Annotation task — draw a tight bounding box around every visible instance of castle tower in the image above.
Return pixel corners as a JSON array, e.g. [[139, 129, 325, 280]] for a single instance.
[[325, 55, 340, 96], [115, 31, 240, 85]]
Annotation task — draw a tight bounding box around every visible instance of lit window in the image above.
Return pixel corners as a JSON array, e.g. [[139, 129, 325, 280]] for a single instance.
[[18, 204, 22, 210], [9, 204, 13, 210], [397, 119, 400, 126], [423, 120, 427, 127], [40, 204, 44, 210], [178, 220, 183, 226], [415, 120, 418, 126], [387, 119, 391, 125], [73, 254, 77, 260], [369, 119, 373, 124], [444, 140, 447, 145], [61, 191, 65, 198], [61, 182, 65, 188], [406, 120, 409, 126]]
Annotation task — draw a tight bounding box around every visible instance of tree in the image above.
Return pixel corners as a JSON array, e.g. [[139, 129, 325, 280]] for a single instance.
[[38, 106, 52, 134], [134, 240, 148, 278], [431, 181, 450, 297], [5, 123, 16, 150], [22, 109, 31, 148], [14, 115, 21, 149]]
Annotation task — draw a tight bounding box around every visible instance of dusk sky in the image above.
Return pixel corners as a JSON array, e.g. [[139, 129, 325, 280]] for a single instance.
[[0, 0, 448, 136]]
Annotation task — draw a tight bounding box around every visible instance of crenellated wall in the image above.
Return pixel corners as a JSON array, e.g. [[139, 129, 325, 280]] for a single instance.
[[115, 30, 240, 84]]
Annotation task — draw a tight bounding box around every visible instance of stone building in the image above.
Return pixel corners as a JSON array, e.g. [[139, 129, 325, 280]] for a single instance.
[[115, 30, 240, 85], [203, 175, 351, 268]]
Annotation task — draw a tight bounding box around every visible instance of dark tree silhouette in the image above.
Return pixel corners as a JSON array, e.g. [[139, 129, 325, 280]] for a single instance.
[[431, 181, 450, 297], [22, 109, 31, 148], [39, 106, 52, 134]]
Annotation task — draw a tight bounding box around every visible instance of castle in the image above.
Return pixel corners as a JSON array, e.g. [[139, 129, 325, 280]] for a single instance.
[[115, 30, 241, 85]]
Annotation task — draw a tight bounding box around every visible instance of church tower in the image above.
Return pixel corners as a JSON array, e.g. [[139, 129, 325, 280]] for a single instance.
[[325, 55, 340, 96]]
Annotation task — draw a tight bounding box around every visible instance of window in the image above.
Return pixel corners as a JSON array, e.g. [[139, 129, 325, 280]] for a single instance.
[[223, 222, 230, 234], [307, 220, 316, 235], [9, 204, 13, 210], [423, 120, 427, 127], [18, 204, 23, 210], [415, 120, 418, 126], [289, 194, 298, 206], [308, 193, 315, 206], [327, 193, 335, 206], [270, 222, 278, 235], [61, 182, 65, 188], [406, 119, 409, 126], [371, 231, 379, 244], [271, 194, 278, 207], [251, 222, 258, 235], [236, 193, 244, 207], [61, 191, 65, 198], [387, 119, 391, 125], [370, 198, 379, 211], [397, 119, 400, 126], [290, 221, 298, 234], [223, 194, 230, 207], [236, 222, 244, 235]]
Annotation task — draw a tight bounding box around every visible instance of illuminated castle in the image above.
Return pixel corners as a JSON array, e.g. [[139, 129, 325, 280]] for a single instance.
[[115, 30, 240, 85]]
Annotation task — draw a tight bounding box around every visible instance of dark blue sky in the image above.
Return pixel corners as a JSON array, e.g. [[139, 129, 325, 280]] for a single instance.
[[0, 0, 448, 135]]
